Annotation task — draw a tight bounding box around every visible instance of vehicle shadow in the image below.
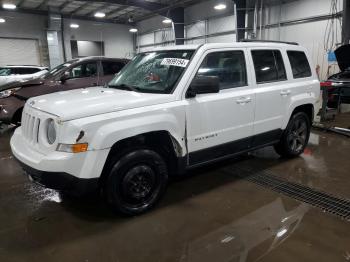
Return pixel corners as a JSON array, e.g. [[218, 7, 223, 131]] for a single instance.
[[59, 148, 288, 219]]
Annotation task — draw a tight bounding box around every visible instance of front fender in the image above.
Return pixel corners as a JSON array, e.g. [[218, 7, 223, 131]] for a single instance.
[[90, 111, 186, 154]]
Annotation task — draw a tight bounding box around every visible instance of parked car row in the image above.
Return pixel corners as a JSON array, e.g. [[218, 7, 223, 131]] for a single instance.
[[0, 57, 129, 124]]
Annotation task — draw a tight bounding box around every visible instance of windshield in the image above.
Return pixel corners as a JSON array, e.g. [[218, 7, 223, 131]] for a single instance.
[[108, 50, 194, 94], [0, 68, 11, 76], [41, 59, 78, 79]]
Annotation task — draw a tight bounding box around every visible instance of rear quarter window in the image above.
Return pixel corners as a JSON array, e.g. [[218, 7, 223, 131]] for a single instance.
[[287, 51, 312, 78], [251, 50, 287, 83]]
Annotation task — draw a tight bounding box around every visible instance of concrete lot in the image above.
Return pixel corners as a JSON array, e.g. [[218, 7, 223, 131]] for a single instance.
[[0, 120, 349, 262]]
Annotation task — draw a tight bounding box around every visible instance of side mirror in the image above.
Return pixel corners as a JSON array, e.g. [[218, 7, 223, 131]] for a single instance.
[[186, 75, 220, 98], [60, 71, 70, 83]]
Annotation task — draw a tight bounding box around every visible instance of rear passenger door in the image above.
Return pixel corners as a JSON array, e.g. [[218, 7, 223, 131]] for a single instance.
[[186, 49, 255, 166], [250, 49, 288, 147]]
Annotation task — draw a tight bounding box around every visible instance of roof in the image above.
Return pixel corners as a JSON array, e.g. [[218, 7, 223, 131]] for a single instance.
[[140, 42, 306, 52], [74, 56, 130, 62], [3, 65, 48, 69]]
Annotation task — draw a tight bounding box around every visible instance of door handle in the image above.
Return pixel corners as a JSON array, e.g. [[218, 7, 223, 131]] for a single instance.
[[280, 90, 291, 96], [236, 97, 252, 104]]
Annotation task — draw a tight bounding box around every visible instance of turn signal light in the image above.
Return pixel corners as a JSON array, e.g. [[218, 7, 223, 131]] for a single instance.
[[57, 143, 88, 153]]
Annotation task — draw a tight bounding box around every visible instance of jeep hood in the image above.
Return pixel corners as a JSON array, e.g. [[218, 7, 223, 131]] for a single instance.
[[335, 44, 350, 71], [27, 87, 175, 121]]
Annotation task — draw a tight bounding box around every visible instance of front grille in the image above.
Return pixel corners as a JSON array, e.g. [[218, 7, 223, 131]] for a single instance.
[[223, 166, 350, 221], [22, 112, 41, 143]]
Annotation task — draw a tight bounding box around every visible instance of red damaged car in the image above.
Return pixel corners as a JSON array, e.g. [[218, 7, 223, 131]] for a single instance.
[[0, 57, 128, 125]]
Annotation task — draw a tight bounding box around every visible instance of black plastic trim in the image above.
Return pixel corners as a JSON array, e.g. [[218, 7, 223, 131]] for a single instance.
[[13, 156, 98, 194], [188, 129, 282, 167]]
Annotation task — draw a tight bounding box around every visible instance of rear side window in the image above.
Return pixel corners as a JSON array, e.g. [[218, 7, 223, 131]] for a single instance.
[[287, 51, 312, 78], [11, 67, 40, 74], [102, 61, 124, 75], [196, 51, 247, 90], [251, 50, 287, 83]]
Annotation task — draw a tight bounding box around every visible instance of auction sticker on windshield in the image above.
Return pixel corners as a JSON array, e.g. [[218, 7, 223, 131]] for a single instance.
[[161, 58, 189, 68]]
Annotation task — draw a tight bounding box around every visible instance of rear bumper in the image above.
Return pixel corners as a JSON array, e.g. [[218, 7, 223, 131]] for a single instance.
[[14, 156, 99, 194]]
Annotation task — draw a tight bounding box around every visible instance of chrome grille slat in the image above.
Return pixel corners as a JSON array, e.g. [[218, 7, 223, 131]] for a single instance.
[[29, 116, 35, 142], [21, 109, 41, 144], [34, 118, 40, 143]]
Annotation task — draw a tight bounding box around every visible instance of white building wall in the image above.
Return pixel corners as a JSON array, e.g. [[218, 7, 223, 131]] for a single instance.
[[0, 11, 49, 66], [63, 19, 134, 60], [0, 11, 134, 66]]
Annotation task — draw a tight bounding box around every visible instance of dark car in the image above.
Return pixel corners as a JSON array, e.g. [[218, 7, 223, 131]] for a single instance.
[[0, 57, 129, 124], [321, 44, 350, 108]]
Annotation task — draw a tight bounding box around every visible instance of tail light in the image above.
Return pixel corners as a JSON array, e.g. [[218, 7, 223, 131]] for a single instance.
[[320, 81, 333, 87], [320, 81, 338, 102], [320, 81, 336, 92]]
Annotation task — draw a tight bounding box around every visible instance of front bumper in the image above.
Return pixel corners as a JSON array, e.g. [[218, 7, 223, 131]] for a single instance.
[[10, 127, 110, 193], [15, 156, 98, 194]]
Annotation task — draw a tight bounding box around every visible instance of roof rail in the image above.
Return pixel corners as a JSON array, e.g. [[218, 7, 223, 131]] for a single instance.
[[240, 39, 299, 45], [5, 65, 41, 67]]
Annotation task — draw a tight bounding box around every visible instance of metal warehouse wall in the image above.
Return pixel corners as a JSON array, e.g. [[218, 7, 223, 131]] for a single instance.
[[62, 19, 135, 60], [136, 0, 343, 80], [0, 11, 135, 67], [0, 11, 49, 66]]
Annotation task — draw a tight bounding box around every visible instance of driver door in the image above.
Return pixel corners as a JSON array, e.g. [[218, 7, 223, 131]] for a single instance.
[[185, 49, 255, 166], [61, 61, 100, 91]]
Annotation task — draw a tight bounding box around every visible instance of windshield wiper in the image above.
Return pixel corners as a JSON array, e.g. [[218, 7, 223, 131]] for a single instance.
[[107, 84, 140, 92]]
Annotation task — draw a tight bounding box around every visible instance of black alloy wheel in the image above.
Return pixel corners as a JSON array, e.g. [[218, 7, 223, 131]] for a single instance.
[[274, 112, 311, 157], [105, 149, 168, 215]]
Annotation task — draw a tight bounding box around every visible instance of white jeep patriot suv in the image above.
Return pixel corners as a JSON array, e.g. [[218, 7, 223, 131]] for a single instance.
[[11, 42, 320, 215]]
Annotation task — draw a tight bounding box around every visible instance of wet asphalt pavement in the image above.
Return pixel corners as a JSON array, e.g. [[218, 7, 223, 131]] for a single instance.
[[0, 121, 350, 262]]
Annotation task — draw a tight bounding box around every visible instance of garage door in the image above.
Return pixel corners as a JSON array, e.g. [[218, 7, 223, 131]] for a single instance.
[[0, 38, 40, 66]]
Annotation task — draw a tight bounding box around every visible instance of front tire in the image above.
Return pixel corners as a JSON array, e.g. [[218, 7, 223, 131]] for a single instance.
[[105, 149, 168, 215], [274, 112, 310, 158]]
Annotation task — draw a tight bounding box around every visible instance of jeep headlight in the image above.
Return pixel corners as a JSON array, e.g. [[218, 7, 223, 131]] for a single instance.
[[0, 87, 21, 98], [47, 119, 56, 145]]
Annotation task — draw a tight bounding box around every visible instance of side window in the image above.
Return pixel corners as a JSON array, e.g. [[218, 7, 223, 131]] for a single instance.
[[287, 51, 312, 78], [16, 68, 34, 74], [102, 61, 124, 75], [28, 68, 41, 74], [251, 50, 287, 83], [20, 68, 40, 74], [196, 51, 247, 90], [69, 62, 98, 79], [9, 68, 20, 75]]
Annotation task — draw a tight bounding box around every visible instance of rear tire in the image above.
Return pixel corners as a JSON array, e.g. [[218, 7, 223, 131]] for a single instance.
[[274, 112, 310, 158], [105, 149, 168, 215]]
